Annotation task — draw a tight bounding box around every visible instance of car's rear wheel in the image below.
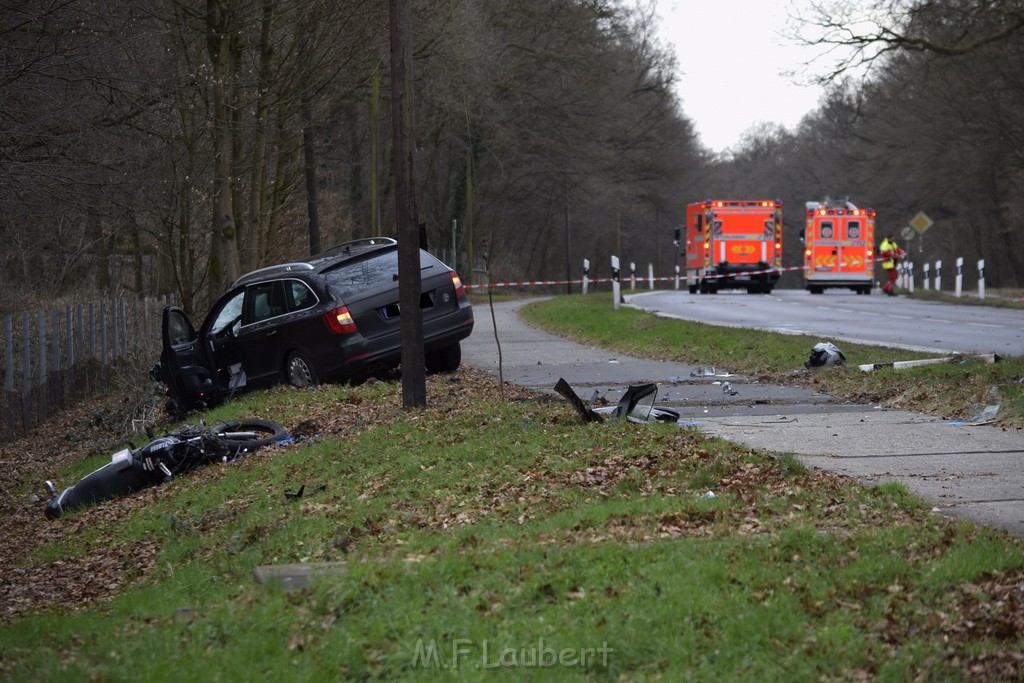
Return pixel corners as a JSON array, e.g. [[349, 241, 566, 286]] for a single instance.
[[285, 351, 318, 388], [425, 342, 462, 373]]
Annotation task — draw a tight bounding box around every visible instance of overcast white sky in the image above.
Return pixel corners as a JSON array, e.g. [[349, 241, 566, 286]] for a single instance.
[[654, 0, 827, 154]]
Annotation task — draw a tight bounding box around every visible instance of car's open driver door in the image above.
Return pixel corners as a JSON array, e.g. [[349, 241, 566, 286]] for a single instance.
[[159, 307, 212, 410]]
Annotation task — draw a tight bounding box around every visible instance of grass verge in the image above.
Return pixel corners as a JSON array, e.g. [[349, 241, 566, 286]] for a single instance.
[[519, 293, 1024, 428], [1, 370, 1023, 681]]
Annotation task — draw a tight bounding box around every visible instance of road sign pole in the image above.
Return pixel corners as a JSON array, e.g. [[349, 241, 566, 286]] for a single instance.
[[612, 255, 621, 310]]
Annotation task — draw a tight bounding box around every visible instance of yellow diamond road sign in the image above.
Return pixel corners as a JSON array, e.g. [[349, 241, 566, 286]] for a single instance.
[[910, 211, 933, 235]]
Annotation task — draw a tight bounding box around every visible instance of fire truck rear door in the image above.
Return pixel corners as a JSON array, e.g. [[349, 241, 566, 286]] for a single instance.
[[837, 217, 865, 274]]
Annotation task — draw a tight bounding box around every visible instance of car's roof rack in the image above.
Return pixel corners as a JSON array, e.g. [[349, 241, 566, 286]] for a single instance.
[[231, 262, 315, 288], [229, 238, 398, 288], [319, 236, 397, 257]]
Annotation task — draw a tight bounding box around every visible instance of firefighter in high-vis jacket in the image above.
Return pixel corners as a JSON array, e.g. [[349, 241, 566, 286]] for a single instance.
[[879, 235, 906, 296]]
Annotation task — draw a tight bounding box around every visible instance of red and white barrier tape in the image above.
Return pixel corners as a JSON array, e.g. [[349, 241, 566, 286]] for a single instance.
[[464, 261, 893, 290]]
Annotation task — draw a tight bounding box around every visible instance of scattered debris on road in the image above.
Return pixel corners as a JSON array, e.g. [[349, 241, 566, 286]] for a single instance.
[[690, 365, 734, 378], [554, 378, 680, 425]]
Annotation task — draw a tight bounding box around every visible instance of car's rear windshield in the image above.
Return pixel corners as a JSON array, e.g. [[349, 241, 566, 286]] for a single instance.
[[321, 249, 440, 299]]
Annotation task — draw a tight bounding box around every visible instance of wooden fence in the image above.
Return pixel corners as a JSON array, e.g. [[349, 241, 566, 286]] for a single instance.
[[1, 296, 172, 441]]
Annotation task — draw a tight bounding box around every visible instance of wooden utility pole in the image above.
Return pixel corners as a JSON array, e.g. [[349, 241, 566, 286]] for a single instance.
[[389, 0, 426, 408]]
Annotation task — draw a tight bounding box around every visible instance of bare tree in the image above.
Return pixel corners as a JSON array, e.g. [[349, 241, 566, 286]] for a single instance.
[[794, 0, 1024, 81]]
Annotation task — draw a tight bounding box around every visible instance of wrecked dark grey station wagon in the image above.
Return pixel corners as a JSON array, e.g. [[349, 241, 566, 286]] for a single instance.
[[152, 238, 474, 411]]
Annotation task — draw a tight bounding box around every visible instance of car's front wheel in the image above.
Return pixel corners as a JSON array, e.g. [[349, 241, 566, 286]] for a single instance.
[[425, 342, 462, 373], [285, 351, 318, 388]]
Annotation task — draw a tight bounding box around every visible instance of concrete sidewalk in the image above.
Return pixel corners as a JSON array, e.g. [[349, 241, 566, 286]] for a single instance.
[[461, 298, 1024, 536]]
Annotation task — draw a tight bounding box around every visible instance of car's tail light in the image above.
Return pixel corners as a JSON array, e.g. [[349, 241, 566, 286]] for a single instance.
[[323, 305, 357, 334], [451, 271, 467, 300]]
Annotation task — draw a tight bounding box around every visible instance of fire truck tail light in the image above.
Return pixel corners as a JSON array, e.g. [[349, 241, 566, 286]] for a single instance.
[[776, 242, 782, 251], [805, 249, 812, 257], [867, 249, 874, 258]]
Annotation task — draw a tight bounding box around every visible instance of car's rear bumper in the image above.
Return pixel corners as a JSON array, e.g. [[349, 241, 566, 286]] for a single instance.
[[317, 307, 475, 379]]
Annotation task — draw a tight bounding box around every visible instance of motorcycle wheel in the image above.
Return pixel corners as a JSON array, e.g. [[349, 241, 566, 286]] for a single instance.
[[209, 418, 289, 455]]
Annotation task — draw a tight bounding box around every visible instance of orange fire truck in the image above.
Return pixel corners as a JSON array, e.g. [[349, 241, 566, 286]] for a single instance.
[[681, 200, 782, 294], [803, 197, 875, 295]]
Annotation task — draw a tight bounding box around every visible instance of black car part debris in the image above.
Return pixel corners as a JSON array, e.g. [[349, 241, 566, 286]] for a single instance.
[[555, 378, 680, 424], [804, 342, 846, 369], [43, 419, 289, 519], [284, 483, 327, 501], [554, 378, 604, 423]]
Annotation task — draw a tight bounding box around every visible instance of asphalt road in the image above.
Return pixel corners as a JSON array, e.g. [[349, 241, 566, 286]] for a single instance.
[[627, 288, 1024, 356], [460, 297, 1024, 536]]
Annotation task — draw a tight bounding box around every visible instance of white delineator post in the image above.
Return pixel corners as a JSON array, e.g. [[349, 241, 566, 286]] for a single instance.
[[978, 259, 986, 299], [923, 263, 930, 291], [630, 262, 636, 290], [612, 255, 621, 310], [582, 258, 590, 295], [648, 263, 654, 290], [934, 260, 942, 291], [674, 265, 680, 291], [955, 257, 963, 297], [907, 262, 915, 293]]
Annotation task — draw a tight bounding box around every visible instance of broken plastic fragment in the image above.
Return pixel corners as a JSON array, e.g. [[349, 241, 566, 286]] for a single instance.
[[946, 404, 999, 426]]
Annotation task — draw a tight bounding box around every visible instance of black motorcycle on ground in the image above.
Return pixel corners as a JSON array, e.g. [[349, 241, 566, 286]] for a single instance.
[[44, 418, 289, 519]]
